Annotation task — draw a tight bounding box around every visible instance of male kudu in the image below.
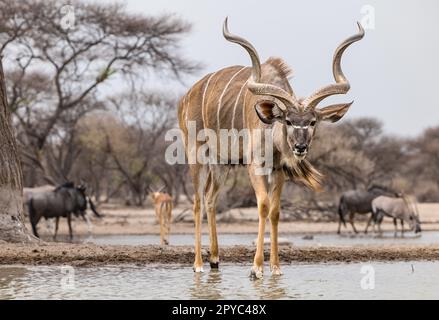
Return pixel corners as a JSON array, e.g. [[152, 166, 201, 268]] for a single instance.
[[178, 18, 364, 278]]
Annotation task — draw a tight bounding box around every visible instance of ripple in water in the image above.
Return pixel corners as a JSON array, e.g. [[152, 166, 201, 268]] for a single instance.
[[0, 262, 438, 300]]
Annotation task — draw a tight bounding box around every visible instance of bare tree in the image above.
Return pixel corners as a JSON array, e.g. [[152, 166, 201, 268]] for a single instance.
[[0, 58, 33, 242], [0, 0, 198, 184]]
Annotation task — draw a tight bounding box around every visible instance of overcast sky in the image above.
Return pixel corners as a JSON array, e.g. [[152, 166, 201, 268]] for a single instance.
[[101, 0, 439, 137]]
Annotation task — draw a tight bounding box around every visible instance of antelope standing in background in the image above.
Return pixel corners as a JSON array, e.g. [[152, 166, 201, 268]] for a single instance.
[[149, 188, 173, 245], [178, 18, 364, 278], [372, 195, 422, 236]]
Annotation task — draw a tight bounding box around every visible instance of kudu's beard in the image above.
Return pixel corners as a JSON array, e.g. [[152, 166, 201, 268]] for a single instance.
[[274, 127, 324, 191], [280, 153, 324, 192]]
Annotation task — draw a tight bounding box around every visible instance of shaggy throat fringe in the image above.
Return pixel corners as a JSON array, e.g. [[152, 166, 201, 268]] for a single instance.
[[282, 159, 324, 192]]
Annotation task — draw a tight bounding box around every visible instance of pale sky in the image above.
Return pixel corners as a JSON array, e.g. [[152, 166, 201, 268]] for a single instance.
[[100, 0, 439, 137]]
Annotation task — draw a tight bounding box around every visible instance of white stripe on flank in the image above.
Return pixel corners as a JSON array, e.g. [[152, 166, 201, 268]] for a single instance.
[[231, 77, 250, 129], [217, 67, 246, 131], [242, 90, 249, 129], [185, 89, 192, 127], [202, 72, 217, 127]]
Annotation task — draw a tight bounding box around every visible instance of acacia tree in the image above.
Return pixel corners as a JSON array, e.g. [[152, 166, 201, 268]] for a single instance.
[[0, 58, 33, 242], [71, 92, 178, 206], [0, 0, 197, 184]]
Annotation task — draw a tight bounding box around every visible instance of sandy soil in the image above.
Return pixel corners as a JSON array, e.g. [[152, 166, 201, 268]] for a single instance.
[[25, 203, 439, 237], [1, 243, 439, 266]]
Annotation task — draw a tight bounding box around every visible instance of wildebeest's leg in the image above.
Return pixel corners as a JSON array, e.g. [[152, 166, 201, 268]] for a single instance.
[[337, 197, 347, 234], [248, 165, 269, 279], [67, 213, 73, 241], [204, 165, 228, 269], [349, 212, 358, 234], [377, 213, 384, 235], [268, 170, 284, 276], [189, 164, 206, 273], [365, 214, 373, 234], [53, 217, 60, 240], [393, 218, 398, 237], [30, 218, 40, 238], [28, 199, 40, 238]]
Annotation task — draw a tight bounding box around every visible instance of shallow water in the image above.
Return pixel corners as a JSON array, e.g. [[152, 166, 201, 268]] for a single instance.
[[1, 261, 438, 299], [81, 231, 436, 247]]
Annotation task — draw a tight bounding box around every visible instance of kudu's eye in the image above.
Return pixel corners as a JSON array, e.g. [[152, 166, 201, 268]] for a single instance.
[[285, 120, 292, 126], [310, 120, 316, 126]]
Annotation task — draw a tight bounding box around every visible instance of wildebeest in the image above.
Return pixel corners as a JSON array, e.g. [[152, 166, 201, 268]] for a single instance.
[[149, 188, 173, 245], [23, 185, 55, 205], [372, 195, 421, 236], [28, 182, 101, 240], [337, 185, 399, 234]]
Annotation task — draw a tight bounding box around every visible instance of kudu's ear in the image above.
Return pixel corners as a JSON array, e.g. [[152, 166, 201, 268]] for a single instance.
[[318, 101, 353, 123], [254, 101, 284, 124]]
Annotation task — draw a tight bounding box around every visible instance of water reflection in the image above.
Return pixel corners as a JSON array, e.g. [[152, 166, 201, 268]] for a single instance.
[[190, 269, 223, 299], [0, 266, 29, 300], [81, 231, 435, 247], [251, 275, 288, 300], [1, 262, 438, 299]]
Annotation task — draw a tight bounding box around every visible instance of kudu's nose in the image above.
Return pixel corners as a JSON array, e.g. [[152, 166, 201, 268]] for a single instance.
[[294, 144, 308, 153]]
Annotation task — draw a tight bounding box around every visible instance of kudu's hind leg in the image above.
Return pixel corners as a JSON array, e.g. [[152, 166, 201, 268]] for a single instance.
[[204, 166, 229, 269], [189, 164, 207, 273]]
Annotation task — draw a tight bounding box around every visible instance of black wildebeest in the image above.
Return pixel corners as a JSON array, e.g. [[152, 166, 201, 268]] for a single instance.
[[337, 185, 399, 234], [28, 182, 101, 240]]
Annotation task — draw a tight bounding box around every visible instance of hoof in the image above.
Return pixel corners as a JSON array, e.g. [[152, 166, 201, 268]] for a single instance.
[[193, 265, 204, 273], [250, 265, 263, 279], [271, 265, 282, 276], [210, 261, 219, 269]]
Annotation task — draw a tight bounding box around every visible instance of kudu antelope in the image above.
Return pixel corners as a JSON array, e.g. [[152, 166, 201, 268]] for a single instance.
[[149, 187, 173, 245], [178, 18, 364, 277]]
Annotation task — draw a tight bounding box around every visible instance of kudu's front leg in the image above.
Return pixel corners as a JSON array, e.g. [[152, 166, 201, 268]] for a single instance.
[[268, 170, 284, 275], [248, 166, 270, 279]]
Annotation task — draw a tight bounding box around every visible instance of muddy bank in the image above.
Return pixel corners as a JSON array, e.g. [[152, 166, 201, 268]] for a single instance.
[[1, 243, 439, 266]]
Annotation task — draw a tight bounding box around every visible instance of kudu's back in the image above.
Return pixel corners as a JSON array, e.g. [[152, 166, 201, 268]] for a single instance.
[[178, 59, 292, 163]]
